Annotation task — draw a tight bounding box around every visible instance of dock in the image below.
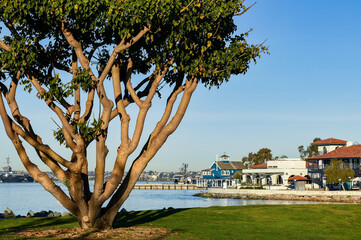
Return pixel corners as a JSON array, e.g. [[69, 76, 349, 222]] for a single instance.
[[134, 183, 206, 190]]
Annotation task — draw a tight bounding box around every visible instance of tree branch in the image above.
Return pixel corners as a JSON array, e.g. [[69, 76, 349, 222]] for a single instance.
[[79, 89, 95, 123], [125, 58, 143, 107], [158, 77, 198, 136], [1, 90, 78, 214], [0, 91, 16, 140], [104, 77, 198, 222], [27, 75, 77, 139], [0, 40, 10, 51], [98, 27, 149, 83], [72, 52, 81, 121], [111, 63, 130, 143], [61, 22, 97, 81], [5, 75, 72, 176], [12, 122, 75, 170]]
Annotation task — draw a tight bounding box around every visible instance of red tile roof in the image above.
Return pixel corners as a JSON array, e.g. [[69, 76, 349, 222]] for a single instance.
[[310, 138, 347, 145], [288, 175, 311, 181], [251, 163, 267, 169], [307, 145, 361, 160]]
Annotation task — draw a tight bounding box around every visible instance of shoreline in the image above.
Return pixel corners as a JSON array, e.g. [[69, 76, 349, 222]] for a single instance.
[[194, 188, 361, 203]]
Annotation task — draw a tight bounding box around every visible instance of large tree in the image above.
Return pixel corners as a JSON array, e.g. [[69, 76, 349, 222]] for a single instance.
[[242, 148, 272, 168], [298, 137, 321, 160], [324, 159, 354, 185], [0, 0, 267, 230]]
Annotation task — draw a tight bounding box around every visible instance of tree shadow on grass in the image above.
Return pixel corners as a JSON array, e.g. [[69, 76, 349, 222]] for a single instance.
[[113, 208, 188, 228], [0, 216, 77, 238], [0, 208, 188, 239]]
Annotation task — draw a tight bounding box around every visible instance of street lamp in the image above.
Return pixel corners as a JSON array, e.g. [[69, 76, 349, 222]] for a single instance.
[[338, 178, 342, 191], [349, 176, 352, 190]]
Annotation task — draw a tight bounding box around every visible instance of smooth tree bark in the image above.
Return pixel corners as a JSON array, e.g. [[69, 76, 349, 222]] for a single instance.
[[0, 0, 267, 230]]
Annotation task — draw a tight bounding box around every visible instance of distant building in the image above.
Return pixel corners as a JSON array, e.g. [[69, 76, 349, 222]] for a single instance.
[[242, 158, 308, 186], [201, 154, 245, 179], [307, 138, 361, 188], [198, 154, 245, 188], [311, 138, 348, 155]]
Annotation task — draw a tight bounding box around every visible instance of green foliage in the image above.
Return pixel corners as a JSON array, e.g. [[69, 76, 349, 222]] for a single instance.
[[233, 171, 242, 179], [298, 137, 321, 160], [324, 159, 355, 184], [74, 118, 104, 143], [53, 118, 103, 146], [1, 0, 267, 145], [242, 148, 272, 168], [62, 177, 70, 188]]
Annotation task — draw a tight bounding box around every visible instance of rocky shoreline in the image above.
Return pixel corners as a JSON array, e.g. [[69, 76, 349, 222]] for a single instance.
[[0, 208, 72, 219], [194, 189, 361, 204]]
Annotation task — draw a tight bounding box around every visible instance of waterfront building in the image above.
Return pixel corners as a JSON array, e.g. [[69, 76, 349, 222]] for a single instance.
[[241, 158, 308, 187], [307, 138, 361, 188], [197, 154, 245, 188]]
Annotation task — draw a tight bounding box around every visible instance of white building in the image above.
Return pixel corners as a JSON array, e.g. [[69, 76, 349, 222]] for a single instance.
[[241, 158, 309, 186], [310, 138, 349, 155], [307, 138, 360, 189]]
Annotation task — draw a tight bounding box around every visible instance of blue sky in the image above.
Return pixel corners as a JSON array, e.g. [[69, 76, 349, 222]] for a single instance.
[[1, 1, 361, 172]]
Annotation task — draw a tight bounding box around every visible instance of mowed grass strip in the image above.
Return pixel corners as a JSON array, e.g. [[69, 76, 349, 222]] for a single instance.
[[1, 204, 360, 239]]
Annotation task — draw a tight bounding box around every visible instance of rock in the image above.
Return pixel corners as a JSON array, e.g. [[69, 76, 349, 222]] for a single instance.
[[61, 212, 71, 217], [47, 211, 54, 217], [120, 208, 128, 213], [53, 211, 61, 217], [27, 210, 35, 218], [4, 208, 15, 218], [35, 211, 48, 217]]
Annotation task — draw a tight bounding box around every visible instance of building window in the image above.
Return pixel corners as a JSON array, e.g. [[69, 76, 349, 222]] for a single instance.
[[323, 147, 327, 154], [221, 170, 225, 175], [226, 170, 230, 175]]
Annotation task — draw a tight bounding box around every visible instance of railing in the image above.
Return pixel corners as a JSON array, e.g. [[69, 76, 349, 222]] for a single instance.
[[133, 183, 204, 190]]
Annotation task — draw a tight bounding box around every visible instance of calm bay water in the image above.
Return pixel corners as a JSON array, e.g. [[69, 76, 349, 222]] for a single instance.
[[1, 183, 317, 216]]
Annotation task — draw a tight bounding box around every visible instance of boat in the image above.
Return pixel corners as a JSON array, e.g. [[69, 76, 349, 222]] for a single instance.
[[0, 157, 34, 183]]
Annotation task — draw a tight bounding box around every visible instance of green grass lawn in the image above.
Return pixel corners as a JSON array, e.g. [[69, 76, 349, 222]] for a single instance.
[[1, 204, 361, 239]]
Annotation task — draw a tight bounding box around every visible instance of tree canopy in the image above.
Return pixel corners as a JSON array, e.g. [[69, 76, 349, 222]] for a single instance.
[[242, 148, 272, 168], [0, 0, 267, 230], [298, 137, 321, 160], [324, 159, 354, 184]]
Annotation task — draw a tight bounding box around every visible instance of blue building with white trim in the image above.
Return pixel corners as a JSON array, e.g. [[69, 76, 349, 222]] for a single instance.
[[198, 154, 245, 188]]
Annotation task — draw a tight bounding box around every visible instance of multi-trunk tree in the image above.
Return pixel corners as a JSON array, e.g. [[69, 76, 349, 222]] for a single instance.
[[0, 0, 267, 230]]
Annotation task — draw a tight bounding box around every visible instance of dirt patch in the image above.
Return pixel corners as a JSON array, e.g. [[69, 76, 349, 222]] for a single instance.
[[11, 226, 175, 239]]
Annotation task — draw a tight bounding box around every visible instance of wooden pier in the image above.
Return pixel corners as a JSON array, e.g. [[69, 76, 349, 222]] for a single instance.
[[134, 183, 206, 190]]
